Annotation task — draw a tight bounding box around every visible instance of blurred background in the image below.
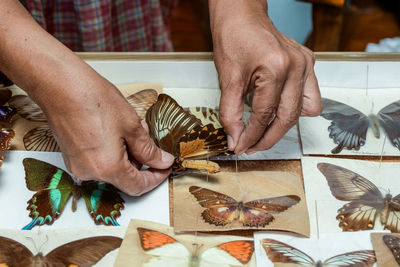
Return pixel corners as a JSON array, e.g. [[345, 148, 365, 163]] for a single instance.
[[170, 0, 400, 52]]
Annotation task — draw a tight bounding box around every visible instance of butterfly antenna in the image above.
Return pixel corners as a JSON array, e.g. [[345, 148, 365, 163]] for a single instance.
[[315, 200, 320, 240], [365, 64, 369, 96], [38, 235, 49, 254], [379, 136, 386, 170], [25, 236, 38, 254]]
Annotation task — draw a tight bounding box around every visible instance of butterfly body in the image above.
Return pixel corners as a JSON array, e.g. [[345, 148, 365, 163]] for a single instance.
[[189, 186, 300, 227], [22, 158, 124, 230], [318, 162, 400, 232]]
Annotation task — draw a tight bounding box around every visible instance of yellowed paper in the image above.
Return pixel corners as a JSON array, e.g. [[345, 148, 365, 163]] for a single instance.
[[173, 171, 309, 236], [371, 233, 400, 267], [114, 219, 256, 267]]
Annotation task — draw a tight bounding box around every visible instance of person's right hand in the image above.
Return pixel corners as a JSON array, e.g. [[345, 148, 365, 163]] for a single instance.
[[0, 0, 174, 196]]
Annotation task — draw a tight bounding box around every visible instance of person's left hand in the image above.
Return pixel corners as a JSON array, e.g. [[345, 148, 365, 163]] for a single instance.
[[209, 0, 322, 155]]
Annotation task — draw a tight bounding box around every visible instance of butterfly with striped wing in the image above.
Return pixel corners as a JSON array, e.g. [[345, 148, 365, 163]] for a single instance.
[[137, 227, 254, 266], [146, 94, 231, 174], [22, 158, 124, 230], [8, 89, 158, 152], [320, 98, 400, 154], [261, 238, 376, 267], [189, 186, 301, 227], [0, 235, 121, 267], [318, 162, 400, 232]]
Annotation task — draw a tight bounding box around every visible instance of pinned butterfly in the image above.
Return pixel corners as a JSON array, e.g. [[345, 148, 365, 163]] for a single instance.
[[320, 98, 400, 154], [22, 158, 124, 230], [146, 94, 232, 174], [0, 88, 16, 166], [0, 235, 122, 266], [261, 238, 376, 266], [137, 227, 254, 266], [318, 162, 400, 232], [189, 186, 300, 227]]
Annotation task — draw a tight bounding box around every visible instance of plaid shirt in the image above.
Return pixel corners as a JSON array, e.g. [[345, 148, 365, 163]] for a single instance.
[[20, 0, 178, 52]]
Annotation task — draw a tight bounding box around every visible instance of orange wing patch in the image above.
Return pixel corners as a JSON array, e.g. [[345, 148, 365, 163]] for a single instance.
[[218, 240, 254, 264], [181, 160, 220, 173], [137, 228, 176, 251]]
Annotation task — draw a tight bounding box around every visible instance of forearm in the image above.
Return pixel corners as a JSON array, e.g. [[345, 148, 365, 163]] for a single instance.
[[0, 1, 113, 115]]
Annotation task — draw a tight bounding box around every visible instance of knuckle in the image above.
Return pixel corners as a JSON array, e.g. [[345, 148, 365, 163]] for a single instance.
[[291, 52, 307, 69], [305, 101, 323, 116], [137, 138, 159, 160], [254, 106, 277, 126], [271, 53, 290, 78], [282, 110, 300, 127]]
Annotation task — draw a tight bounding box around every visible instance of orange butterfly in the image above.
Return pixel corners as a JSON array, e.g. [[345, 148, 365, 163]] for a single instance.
[[146, 94, 231, 174], [8, 89, 158, 152], [137, 227, 254, 266]]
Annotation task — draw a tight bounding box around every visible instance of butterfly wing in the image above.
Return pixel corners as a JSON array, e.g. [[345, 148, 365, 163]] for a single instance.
[[383, 234, 400, 265], [178, 123, 231, 160], [145, 94, 202, 155], [241, 195, 301, 227], [137, 227, 191, 266], [0, 236, 33, 266], [0, 72, 13, 87], [377, 100, 400, 150], [189, 186, 238, 226], [0, 126, 14, 150], [0, 89, 12, 105], [23, 125, 60, 152], [22, 158, 74, 230], [320, 98, 370, 154], [42, 236, 122, 266], [80, 181, 125, 226], [317, 162, 384, 231], [8, 95, 47, 122], [217, 240, 254, 265], [126, 89, 158, 120], [184, 107, 222, 129], [261, 238, 315, 265], [385, 194, 400, 232], [323, 250, 376, 267]]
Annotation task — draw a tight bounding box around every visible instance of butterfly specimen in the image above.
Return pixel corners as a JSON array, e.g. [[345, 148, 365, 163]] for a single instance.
[[383, 234, 400, 265], [0, 235, 122, 266], [261, 238, 376, 266], [137, 227, 254, 266], [317, 162, 400, 232], [22, 158, 124, 230], [320, 98, 400, 154], [8, 89, 158, 152], [146, 94, 231, 174], [189, 186, 300, 227], [0, 88, 17, 124]]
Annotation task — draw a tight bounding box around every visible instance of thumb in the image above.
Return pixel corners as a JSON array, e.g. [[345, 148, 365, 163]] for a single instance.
[[126, 124, 174, 169], [219, 80, 245, 151]]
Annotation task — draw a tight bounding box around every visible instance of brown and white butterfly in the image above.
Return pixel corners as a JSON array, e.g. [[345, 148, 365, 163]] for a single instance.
[[0, 235, 122, 267], [261, 238, 376, 266], [318, 162, 400, 232], [146, 94, 231, 174], [137, 227, 254, 266], [189, 186, 300, 227], [383, 234, 400, 265], [8, 89, 158, 152]]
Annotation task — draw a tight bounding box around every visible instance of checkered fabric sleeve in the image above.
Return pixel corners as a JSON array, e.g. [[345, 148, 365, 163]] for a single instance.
[[20, 0, 178, 52]]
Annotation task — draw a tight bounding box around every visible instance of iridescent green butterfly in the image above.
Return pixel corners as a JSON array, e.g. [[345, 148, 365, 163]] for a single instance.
[[22, 158, 125, 230]]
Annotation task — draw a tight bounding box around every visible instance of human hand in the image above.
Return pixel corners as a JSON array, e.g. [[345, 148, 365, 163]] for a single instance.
[[0, 0, 174, 195], [209, 0, 322, 154]]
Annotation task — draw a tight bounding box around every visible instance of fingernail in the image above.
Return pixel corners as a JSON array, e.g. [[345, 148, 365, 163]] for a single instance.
[[161, 149, 174, 163], [228, 135, 235, 150]]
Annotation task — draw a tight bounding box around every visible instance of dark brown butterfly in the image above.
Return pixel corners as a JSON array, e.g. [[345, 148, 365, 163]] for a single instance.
[[137, 227, 254, 265], [318, 162, 400, 232], [261, 238, 376, 266], [320, 98, 400, 154], [146, 94, 231, 174], [189, 186, 300, 227], [0, 235, 122, 267], [8, 89, 158, 152], [383, 234, 400, 265]]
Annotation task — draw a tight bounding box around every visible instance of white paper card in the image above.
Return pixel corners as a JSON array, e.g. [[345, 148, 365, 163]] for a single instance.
[[0, 151, 169, 229], [302, 156, 400, 235], [299, 87, 400, 156]]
